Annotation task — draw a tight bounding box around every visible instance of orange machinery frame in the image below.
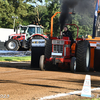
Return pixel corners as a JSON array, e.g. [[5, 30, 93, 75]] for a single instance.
[[86, 38, 100, 69], [86, 9, 100, 69]]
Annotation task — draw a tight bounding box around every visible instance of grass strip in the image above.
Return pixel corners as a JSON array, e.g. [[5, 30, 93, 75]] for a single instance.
[[0, 56, 31, 62]]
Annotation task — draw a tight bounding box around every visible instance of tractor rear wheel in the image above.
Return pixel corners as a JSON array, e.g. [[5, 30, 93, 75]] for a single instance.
[[70, 57, 76, 73], [76, 40, 90, 72], [45, 39, 52, 58], [6, 39, 19, 51], [39, 55, 45, 71]]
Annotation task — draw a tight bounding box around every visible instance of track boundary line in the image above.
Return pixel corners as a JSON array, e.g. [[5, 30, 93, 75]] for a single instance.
[[39, 87, 100, 100]]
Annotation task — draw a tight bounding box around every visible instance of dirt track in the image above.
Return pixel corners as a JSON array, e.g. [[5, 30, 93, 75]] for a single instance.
[[0, 62, 100, 100]]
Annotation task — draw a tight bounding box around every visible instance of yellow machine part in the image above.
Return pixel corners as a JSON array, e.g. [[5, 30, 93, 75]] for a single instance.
[[87, 35, 92, 39]]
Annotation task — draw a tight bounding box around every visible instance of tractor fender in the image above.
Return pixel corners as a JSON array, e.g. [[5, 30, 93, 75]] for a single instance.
[[31, 34, 48, 40]]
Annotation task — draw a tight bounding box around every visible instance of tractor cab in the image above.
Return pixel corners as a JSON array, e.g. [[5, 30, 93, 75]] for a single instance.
[[8, 25, 44, 40], [20, 26, 27, 34], [26, 25, 44, 40]]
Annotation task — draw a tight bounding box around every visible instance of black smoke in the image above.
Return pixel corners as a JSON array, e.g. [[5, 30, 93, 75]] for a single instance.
[[59, 0, 97, 31]]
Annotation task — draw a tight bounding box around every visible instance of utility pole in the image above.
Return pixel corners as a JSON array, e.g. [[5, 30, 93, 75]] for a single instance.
[[12, 16, 18, 29]]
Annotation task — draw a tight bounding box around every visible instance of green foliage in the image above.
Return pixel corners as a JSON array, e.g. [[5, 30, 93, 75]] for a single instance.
[[0, 0, 44, 28], [42, 0, 61, 36], [0, 0, 15, 28], [0, 56, 31, 62], [0, 0, 94, 39], [69, 13, 93, 39]]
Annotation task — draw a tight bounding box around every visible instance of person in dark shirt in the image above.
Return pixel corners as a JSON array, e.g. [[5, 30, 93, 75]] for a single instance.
[[62, 26, 74, 45]]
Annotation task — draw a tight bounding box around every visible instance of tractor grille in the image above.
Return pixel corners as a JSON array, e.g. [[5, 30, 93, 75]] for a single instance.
[[53, 45, 63, 53]]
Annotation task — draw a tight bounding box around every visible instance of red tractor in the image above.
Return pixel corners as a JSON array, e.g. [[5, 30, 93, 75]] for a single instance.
[[39, 12, 90, 72], [5, 24, 48, 51]]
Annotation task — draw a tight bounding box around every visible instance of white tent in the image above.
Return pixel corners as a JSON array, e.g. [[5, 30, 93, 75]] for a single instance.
[[0, 28, 19, 42]]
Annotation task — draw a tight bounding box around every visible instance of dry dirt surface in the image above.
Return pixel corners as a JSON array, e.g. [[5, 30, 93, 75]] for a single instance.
[[0, 62, 100, 100]]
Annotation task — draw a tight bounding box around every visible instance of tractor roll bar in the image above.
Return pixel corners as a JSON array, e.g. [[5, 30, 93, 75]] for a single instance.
[[50, 12, 72, 37]]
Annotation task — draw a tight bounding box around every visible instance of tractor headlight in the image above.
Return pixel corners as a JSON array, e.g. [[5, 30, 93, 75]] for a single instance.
[[52, 40, 64, 45]]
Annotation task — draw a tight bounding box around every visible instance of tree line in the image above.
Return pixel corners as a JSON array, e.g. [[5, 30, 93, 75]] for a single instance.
[[0, 0, 95, 38]]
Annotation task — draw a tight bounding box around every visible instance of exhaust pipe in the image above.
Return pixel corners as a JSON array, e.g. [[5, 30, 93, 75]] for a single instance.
[[58, 31, 63, 39], [60, 31, 62, 36]]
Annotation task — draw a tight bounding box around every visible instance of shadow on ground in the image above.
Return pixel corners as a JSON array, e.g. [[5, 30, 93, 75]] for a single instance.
[[0, 62, 100, 77]]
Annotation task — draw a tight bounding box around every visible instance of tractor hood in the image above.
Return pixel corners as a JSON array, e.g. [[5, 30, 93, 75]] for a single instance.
[[10, 33, 25, 37], [9, 33, 25, 40]]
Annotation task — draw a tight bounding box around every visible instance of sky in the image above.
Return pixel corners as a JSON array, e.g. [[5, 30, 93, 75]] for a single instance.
[[27, 0, 45, 6]]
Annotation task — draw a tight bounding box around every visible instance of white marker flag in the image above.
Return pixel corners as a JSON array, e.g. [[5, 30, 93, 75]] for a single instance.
[[81, 75, 91, 97]]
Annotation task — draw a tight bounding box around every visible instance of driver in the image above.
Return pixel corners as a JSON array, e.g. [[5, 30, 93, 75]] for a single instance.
[[62, 26, 74, 45]]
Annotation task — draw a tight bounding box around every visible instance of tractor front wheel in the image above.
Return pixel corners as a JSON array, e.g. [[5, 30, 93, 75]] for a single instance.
[[5, 39, 19, 51], [39, 55, 45, 71], [70, 57, 76, 73]]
